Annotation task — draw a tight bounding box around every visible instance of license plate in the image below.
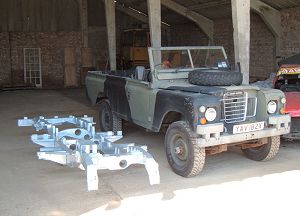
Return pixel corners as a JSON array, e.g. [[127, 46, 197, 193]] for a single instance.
[[233, 122, 265, 134]]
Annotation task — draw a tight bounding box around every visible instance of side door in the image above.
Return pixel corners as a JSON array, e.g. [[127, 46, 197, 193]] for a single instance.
[[125, 79, 152, 129]]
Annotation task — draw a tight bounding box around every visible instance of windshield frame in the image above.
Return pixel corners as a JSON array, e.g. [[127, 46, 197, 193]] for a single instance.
[[148, 46, 228, 72]]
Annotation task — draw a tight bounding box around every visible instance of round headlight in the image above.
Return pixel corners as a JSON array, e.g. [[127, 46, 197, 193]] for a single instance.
[[267, 101, 277, 114], [281, 97, 286, 104], [199, 106, 206, 113], [205, 108, 217, 122]]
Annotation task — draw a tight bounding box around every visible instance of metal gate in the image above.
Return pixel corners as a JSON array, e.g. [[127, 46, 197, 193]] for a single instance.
[[24, 48, 42, 87]]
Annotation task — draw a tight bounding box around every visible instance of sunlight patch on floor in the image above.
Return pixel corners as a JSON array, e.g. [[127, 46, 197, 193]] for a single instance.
[[81, 170, 300, 216]]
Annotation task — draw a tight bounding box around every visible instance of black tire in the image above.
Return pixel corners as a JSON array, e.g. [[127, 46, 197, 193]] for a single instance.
[[112, 113, 122, 132], [165, 121, 205, 177], [98, 99, 122, 132], [188, 69, 243, 86], [242, 136, 280, 161]]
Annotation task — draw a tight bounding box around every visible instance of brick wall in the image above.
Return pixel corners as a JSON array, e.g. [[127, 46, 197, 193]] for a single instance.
[[0, 33, 11, 87], [249, 13, 276, 80], [170, 13, 278, 81], [170, 8, 300, 81], [1, 7, 300, 88], [0, 32, 81, 88], [215, 13, 276, 81], [170, 22, 209, 46], [281, 7, 300, 58], [214, 19, 235, 68]]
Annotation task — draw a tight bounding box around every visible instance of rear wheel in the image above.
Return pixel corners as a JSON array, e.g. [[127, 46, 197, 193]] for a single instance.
[[98, 99, 122, 132], [242, 136, 280, 161], [165, 121, 205, 177]]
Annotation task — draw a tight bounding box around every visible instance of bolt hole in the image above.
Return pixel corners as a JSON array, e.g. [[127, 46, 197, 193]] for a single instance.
[[69, 144, 76, 150], [75, 129, 81, 136], [84, 134, 90, 140], [119, 160, 127, 168]]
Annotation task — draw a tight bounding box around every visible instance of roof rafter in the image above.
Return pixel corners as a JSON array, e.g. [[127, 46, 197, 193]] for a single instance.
[[161, 0, 214, 41]]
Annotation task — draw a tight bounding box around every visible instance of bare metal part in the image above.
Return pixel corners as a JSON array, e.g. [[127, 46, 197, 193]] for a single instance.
[[18, 115, 160, 191]]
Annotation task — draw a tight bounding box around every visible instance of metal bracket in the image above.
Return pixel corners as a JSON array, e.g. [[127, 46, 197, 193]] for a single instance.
[[18, 115, 160, 191]]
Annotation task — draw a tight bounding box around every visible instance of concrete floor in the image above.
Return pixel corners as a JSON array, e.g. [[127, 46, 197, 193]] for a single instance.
[[0, 89, 300, 216]]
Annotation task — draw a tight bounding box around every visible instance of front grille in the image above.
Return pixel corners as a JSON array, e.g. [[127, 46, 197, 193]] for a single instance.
[[222, 91, 248, 123], [246, 97, 257, 117]]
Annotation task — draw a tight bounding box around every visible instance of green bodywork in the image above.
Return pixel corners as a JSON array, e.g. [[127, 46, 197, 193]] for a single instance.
[[86, 46, 290, 147]]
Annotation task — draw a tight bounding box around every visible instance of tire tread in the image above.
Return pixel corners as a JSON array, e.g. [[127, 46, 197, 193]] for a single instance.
[[262, 136, 280, 161], [112, 114, 122, 133], [188, 69, 243, 86], [242, 136, 280, 161], [166, 121, 205, 177]]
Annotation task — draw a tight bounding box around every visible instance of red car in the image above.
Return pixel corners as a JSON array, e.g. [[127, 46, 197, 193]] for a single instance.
[[273, 58, 300, 139]]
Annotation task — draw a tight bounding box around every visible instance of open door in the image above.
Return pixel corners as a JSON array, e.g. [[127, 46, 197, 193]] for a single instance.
[[24, 48, 42, 87], [64, 48, 78, 87]]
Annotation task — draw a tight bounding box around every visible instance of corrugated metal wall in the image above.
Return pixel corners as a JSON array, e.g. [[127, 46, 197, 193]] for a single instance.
[[0, 0, 80, 32]]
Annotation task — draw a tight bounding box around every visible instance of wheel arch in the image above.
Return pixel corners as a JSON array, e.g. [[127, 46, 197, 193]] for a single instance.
[[158, 111, 184, 132], [152, 89, 197, 132]]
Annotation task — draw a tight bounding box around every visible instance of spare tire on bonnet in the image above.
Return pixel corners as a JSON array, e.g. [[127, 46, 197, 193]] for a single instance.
[[188, 69, 243, 86]]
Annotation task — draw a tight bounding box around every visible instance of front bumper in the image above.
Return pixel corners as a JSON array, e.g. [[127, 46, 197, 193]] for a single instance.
[[196, 114, 291, 147], [282, 117, 300, 140]]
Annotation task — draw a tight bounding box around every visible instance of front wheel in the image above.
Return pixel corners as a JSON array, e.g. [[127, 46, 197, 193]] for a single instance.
[[165, 121, 205, 177], [242, 136, 280, 161]]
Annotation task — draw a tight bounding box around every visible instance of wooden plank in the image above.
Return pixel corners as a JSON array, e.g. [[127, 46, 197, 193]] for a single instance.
[[81, 48, 93, 67], [64, 48, 78, 87], [80, 48, 94, 86]]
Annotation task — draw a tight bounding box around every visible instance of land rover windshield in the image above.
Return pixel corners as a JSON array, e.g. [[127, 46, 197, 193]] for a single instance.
[[148, 46, 229, 72]]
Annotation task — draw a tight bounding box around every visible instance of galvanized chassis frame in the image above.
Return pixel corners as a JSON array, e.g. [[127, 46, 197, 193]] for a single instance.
[[18, 115, 160, 191]]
